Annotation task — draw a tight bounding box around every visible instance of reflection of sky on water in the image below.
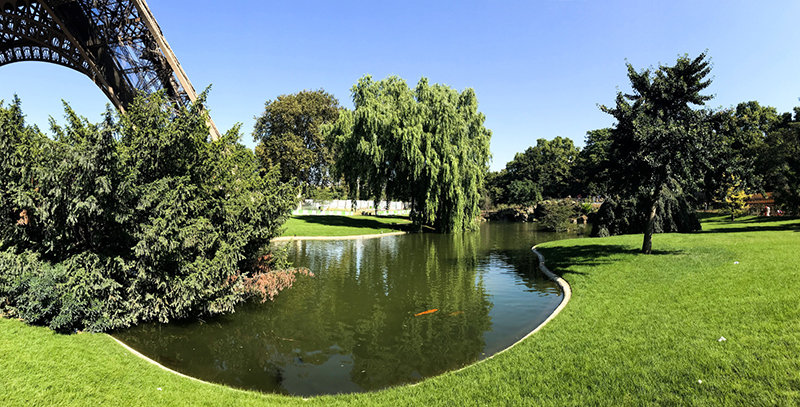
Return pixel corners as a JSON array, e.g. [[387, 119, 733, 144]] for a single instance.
[[479, 252, 563, 356]]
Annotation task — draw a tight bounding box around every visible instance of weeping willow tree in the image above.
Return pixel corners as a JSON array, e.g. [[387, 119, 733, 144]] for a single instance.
[[325, 76, 492, 232]]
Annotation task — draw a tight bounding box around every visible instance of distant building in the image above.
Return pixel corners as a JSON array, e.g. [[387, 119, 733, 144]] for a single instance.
[[746, 192, 775, 214]]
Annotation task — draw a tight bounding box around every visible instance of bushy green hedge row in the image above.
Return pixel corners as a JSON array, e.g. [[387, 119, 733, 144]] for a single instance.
[[591, 191, 701, 237], [0, 92, 297, 333]]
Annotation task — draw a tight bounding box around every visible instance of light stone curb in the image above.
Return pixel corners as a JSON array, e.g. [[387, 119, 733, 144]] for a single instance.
[[472, 245, 571, 359], [111, 335, 315, 400], [108, 336, 255, 395], [411, 244, 572, 382], [109, 230, 410, 401], [528, 245, 572, 336], [107, 240, 571, 398]]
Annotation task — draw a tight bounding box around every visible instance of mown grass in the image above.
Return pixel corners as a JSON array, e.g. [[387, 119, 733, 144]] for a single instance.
[[280, 215, 413, 237], [2, 215, 799, 406]]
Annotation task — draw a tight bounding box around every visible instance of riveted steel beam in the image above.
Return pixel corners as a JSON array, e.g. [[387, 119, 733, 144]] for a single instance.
[[0, 0, 220, 140]]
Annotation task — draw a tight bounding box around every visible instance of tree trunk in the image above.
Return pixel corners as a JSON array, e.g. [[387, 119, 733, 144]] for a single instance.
[[641, 199, 658, 254], [296, 189, 304, 211]]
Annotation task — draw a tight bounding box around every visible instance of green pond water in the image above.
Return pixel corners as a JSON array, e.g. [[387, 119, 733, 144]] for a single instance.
[[113, 221, 589, 396]]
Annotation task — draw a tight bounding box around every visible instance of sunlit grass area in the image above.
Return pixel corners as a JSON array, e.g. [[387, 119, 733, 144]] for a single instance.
[[2, 215, 799, 406], [280, 215, 414, 237]]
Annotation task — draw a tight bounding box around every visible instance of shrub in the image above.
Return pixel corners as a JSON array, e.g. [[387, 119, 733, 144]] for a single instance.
[[0, 93, 298, 332], [590, 191, 701, 237], [539, 200, 579, 232]]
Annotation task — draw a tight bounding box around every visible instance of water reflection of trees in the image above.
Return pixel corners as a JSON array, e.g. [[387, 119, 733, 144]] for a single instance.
[[114, 232, 494, 395], [477, 221, 587, 292]]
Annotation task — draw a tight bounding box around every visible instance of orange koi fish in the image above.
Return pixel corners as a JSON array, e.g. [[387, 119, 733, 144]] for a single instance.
[[414, 309, 438, 317]]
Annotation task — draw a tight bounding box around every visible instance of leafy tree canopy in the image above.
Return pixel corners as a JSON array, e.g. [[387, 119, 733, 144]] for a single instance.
[[577, 128, 613, 197], [506, 179, 542, 208], [760, 107, 800, 211], [481, 170, 506, 209], [253, 89, 341, 187], [698, 101, 780, 205], [485, 137, 580, 209], [324, 75, 492, 232], [505, 136, 580, 199]]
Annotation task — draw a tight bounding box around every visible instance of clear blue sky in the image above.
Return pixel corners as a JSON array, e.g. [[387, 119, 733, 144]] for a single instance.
[[2, 0, 799, 171]]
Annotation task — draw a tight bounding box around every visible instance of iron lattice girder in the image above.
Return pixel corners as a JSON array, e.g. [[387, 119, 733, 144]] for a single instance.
[[0, 0, 220, 139], [0, 1, 91, 76]]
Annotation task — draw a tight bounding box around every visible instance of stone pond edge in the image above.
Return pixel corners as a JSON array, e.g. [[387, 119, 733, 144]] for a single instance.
[[520, 245, 572, 348], [410, 244, 572, 382], [106, 241, 572, 398], [108, 336, 254, 395], [461, 245, 570, 363]]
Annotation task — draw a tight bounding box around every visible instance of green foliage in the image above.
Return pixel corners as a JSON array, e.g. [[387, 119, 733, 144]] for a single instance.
[[702, 103, 800, 214], [507, 137, 579, 199], [699, 101, 778, 205], [506, 179, 542, 208], [481, 170, 507, 209], [0, 92, 297, 332], [253, 89, 341, 187], [599, 52, 715, 253], [759, 108, 800, 212], [590, 190, 701, 238], [539, 200, 578, 232], [492, 137, 580, 208], [325, 76, 492, 232], [577, 128, 613, 196], [303, 184, 350, 201], [1, 250, 131, 333]]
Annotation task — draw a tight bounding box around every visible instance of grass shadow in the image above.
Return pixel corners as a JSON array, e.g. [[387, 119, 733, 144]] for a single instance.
[[696, 211, 724, 221], [538, 244, 682, 277], [293, 215, 414, 232], [697, 216, 800, 234]]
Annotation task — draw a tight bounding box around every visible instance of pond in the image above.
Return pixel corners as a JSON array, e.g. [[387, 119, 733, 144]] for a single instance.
[[113, 221, 589, 396]]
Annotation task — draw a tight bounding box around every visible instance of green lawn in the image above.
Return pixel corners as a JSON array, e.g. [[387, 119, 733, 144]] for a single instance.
[[2, 215, 799, 406], [280, 215, 413, 237]]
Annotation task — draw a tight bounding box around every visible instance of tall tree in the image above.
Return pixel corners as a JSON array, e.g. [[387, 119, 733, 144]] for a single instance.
[[576, 128, 613, 196], [504, 137, 580, 199], [761, 107, 800, 211], [600, 53, 715, 254], [702, 101, 778, 205], [325, 76, 492, 232], [253, 89, 340, 187], [481, 169, 506, 209]]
